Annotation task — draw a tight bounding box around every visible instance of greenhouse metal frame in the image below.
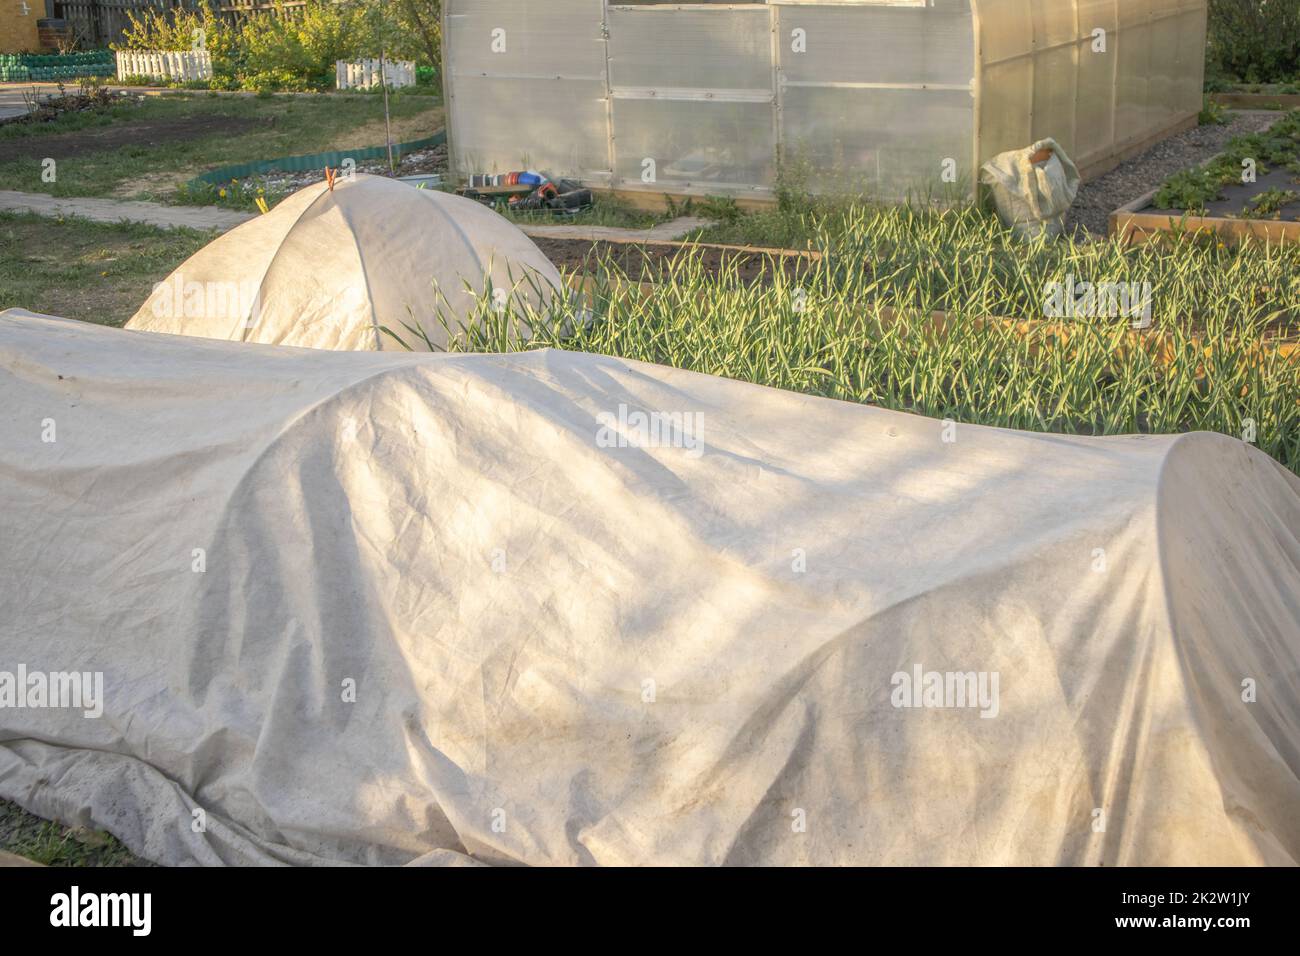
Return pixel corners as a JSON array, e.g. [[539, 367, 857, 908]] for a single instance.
[[442, 1, 1208, 203]]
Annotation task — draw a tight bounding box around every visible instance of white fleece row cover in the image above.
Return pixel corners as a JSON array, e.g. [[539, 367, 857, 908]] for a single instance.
[[1, 310, 1297, 866], [125, 175, 564, 352]]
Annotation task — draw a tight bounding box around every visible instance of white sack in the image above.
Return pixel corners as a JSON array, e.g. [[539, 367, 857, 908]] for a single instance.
[[1, 310, 1297, 866], [125, 174, 565, 351], [980, 138, 1082, 240]]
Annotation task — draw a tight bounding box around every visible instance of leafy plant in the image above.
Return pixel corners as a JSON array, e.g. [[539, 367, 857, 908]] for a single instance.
[[695, 195, 743, 224], [1154, 168, 1223, 212], [371, 0, 442, 78], [1199, 95, 1228, 126], [1242, 188, 1300, 219], [115, 0, 430, 93], [175, 177, 283, 211], [1155, 110, 1300, 211], [116, 0, 241, 80], [241, 1, 380, 91]]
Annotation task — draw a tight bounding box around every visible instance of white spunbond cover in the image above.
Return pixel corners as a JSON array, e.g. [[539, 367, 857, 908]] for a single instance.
[[1, 310, 1298, 867], [980, 138, 1082, 241], [125, 174, 565, 351]]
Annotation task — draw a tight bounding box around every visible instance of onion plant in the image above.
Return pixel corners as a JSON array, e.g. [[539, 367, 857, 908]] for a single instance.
[[387, 201, 1300, 474]]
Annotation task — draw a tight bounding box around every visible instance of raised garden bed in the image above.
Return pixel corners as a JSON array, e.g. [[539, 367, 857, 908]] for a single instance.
[[1111, 110, 1300, 245], [1210, 92, 1300, 111], [534, 236, 816, 285], [550, 239, 1297, 366]]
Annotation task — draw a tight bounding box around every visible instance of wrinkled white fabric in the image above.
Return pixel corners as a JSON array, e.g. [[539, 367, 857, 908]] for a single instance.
[[125, 175, 564, 351], [980, 138, 1082, 240], [1, 310, 1297, 866]]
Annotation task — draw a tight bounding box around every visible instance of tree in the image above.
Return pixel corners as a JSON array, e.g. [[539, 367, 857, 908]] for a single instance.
[[368, 0, 442, 71]]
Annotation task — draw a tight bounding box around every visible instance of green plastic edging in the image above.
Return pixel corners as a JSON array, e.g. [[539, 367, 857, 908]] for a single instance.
[[188, 130, 446, 188]]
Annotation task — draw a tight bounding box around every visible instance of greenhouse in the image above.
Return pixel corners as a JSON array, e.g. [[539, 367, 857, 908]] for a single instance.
[[442, 0, 1209, 202]]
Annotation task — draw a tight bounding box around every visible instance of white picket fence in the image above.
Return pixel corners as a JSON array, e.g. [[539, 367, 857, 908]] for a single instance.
[[336, 59, 416, 91], [116, 50, 213, 83]]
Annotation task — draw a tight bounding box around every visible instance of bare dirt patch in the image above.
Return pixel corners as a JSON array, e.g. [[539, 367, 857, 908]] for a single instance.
[[0, 114, 267, 165], [345, 106, 444, 149], [112, 169, 198, 200]]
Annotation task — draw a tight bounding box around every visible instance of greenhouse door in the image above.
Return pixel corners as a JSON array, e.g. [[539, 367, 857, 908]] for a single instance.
[[605, 4, 778, 196], [443, 1, 613, 185], [771, 1, 976, 201]]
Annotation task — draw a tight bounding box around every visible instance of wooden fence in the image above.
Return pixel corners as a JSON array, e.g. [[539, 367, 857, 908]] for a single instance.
[[336, 58, 415, 91], [116, 48, 213, 81], [220, 0, 309, 21], [54, 0, 310, 48], [57, 1, 183, 48]]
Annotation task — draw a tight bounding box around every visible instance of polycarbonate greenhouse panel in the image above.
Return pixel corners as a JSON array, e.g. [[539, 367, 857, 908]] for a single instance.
[[607, 5, 776, 192], [1075, 2, 1119, 166], [774, 2, 974, 87], [445, 0, 611, 179], [447, 0, 607, 77], [1116, 19, 1154, 146], [442, 0, 1207, 202], [1031, 44, 1078, 146], [613, 98, 777, 193], [607, 7, 773, 93], [773, 0, 975, 199], [781, 86, 974, 200], [974, 0, 1207, 171], [450, 77, 612, 182]]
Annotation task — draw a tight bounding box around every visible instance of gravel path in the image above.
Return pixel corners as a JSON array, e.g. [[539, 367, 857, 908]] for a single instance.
[[1067, 111, 1283, 236]]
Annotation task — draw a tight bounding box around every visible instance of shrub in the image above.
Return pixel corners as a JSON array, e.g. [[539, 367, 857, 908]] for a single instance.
[[242, 1, 380, 91], [1208, 0, 1300, 85], [115, 0, 424, 93], [115, 1, 242, 80]]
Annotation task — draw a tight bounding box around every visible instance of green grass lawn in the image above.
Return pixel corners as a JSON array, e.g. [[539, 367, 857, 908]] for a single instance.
[[0, 212, 212, 325], [0, 799, 146, 866], [0, 91, 443, 204]]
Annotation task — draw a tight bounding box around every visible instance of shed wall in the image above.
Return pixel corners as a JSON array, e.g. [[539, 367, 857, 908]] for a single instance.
[[1, 0, 40, 54]]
